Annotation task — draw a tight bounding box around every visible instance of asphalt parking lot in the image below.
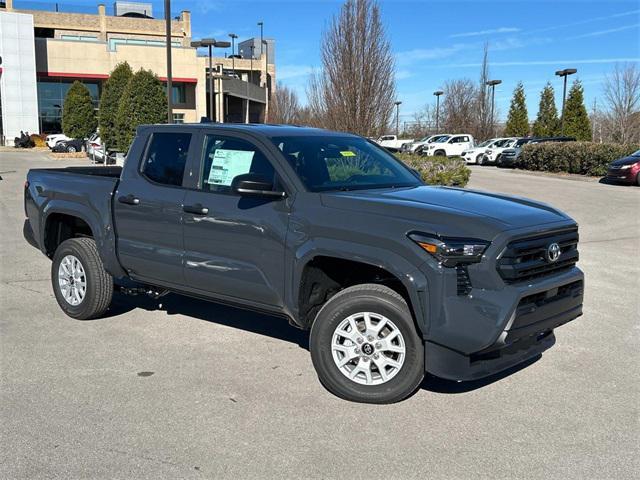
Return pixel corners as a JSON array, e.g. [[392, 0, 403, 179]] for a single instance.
[[1, 151, 638, 479]]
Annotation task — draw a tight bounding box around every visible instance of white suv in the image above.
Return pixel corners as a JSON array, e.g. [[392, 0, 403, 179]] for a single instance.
[[424, 134, 475, 157], [484, 138, 518, 164], [404, 134, 452, 153]]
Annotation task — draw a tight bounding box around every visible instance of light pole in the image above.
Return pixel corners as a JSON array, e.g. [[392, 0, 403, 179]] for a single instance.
[[433, 90, 443, 132], [555, 68, 577, 135], [394, 101, 402, 136], [229, 33, 238, 74], [262, 39, 270, 122], [164, 0, 173, 123], [486, 79, 502, 137], [191, 38, 230, 121], [257, 21, 264, 56]]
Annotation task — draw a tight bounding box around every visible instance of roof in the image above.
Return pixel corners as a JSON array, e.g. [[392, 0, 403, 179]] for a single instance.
[[141, 122, 360, 138]]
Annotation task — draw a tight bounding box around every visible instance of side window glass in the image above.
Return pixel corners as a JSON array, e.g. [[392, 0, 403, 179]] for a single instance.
[[141, 132, 191, 186], [200, 135, 276, 194]]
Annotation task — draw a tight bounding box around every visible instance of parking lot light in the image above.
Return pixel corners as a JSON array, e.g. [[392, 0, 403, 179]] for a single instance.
[[556, 68, 577, 135], [486, 79, 502, 137], [433, 90, 444, 132]]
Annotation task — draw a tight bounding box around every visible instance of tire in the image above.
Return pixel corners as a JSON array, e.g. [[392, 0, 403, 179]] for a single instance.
[[434, 150, 446, 157], [66, 145, 77, 153], [636, 173, 640, 186], [51, 238, 113, 320], [476, 153, 484, 165], [310, 284, 424, 404]]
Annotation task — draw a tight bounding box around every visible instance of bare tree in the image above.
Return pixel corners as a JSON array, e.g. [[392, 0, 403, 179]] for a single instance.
[[307, 0, 396, 136], [270, 83, 301, 124], [442, 78, 478, 133], [475, 42, 492, 139], [603, 63, 640, 143]]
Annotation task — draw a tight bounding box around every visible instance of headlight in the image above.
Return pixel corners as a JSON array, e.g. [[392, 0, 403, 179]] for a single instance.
[[619, 164, 633, 170], [409, 233, 490, 267], [486, 149, 493, 154]]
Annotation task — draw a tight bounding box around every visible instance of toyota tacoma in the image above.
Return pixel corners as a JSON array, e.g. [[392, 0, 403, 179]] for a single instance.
[[23, 124, 584, 403]]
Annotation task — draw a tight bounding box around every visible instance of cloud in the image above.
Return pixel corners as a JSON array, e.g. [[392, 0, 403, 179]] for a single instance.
[[396, 70, 413, 80], [444, 57, 640, 68], [396, 43, 469, 66], [568, 23, 640, 39], [529, 9, 640, 34], [276, 64, 315, 80], [450, 27, 521, 38]]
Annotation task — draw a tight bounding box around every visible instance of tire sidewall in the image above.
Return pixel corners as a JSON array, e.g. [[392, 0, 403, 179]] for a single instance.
[[310, 290, 424, 403], [51, 239, 97, 319]]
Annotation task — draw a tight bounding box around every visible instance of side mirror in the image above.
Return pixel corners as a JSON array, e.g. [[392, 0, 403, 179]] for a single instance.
[[231, 173, 286, 199]]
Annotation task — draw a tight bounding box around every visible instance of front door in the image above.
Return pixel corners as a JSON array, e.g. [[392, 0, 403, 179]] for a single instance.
[[181, 132, 289, 308], [113, 130, 194, 286]]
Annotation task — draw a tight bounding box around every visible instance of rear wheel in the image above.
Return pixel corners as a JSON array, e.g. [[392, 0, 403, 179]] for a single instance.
[[310, 284, 424, 404], [66, 145, 77, 153], [51, 238, 113, 319], [636, 172, 639, 186], [434, 150, 446, 157], [476, 153, 484, 165]]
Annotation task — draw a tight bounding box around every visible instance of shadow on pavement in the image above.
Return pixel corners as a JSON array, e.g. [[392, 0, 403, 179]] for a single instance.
[[105, 290, 539, 395]]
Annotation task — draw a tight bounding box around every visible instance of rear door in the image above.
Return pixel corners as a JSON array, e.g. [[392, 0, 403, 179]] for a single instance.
[[181, 132, 290, 307], [113, 130, 195, 286]]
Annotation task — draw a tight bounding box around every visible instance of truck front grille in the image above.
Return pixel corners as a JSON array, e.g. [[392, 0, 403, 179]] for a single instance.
[[497, 227, 579, 284]]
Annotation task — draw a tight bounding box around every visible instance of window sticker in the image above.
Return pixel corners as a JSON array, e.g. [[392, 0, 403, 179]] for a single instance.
[[340, 151, 356, 157], [207, 149, 255, 186]]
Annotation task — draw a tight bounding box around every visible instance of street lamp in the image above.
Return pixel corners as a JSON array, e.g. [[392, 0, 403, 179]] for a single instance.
[[486, 79, 502, 137], [164, 0, 173, 123], [191, 38, 230, 122], [229, 33, 238, 74], [257, 21, 264, 56], [433, 90, 443, 132], [394, 101, 402, 136], [555, 68, 577, 135], [262, 39, 270, 122]]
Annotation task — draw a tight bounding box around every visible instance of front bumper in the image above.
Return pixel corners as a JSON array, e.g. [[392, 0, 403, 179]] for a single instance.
[[605, 168, 637, 184], [418, 223, 584, 381]]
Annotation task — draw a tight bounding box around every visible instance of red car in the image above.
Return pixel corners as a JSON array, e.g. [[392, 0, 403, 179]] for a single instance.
[[605, 150, 640, 186]]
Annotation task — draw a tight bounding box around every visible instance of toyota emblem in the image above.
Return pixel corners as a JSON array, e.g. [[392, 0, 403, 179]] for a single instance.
[[546, 242, 561, 263]]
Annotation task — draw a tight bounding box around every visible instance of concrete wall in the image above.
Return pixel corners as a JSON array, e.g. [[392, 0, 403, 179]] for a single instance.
[[0, 11, 39, 143]]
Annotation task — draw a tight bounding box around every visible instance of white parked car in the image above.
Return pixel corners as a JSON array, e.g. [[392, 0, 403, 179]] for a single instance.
[[86, 133, 106, 163], [461, 138, 501, 164], [403, 134, 452, 153], [484, 138, 519, 164], [376, 135, 414, 150], [423, 134, 475, 157], [45, 134, 71, 149]]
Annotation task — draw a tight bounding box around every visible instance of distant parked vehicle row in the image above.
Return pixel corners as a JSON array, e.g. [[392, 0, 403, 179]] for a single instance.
[[51, 139, 85, 153], [45, 134, 71, 149], [86, 132, 106, 163], [498, 137, 576, 168], [375, 135, 414, 151]]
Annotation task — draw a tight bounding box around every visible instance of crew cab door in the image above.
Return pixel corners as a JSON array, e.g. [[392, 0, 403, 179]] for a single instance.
[[180, 132, 290, 308], [447, 135, 472, 156], [113, 130, 195, 285]]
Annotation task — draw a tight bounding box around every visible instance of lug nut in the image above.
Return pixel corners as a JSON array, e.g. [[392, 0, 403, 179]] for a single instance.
[[375, 342, 382, 349], [355, 348, 360, 354], [373, 353, 379, 359], [362, 357, 370, 362], [367, 335, 374, 342], [356, 337, 364, 344]]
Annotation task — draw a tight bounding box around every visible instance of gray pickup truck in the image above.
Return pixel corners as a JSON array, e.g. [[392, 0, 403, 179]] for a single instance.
[[24, 124, 584, 403]]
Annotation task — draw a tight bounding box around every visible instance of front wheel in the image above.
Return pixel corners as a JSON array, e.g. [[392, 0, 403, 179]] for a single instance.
[[66, 145, 77, 153], [476, 153, 484, 165], [51, 238, 113, 319], [310, 284, 424, 403]]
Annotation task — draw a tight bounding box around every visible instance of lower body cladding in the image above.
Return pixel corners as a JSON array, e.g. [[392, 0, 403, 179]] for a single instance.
[[422, 267, 584, 381]]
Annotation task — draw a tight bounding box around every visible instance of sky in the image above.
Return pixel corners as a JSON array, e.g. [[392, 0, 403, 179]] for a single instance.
[[39, 0, 640, 123]]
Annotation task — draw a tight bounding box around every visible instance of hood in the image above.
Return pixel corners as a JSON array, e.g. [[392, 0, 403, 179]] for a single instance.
[[321, 185, 572, 239], [610, 155, 640, 167]]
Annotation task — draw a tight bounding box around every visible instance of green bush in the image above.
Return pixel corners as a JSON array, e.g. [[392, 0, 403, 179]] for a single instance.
[[99, 62, 132, 151], [396, 153, 471, 187], [518, 142, 640, 176], [62, 81, 97, 139]]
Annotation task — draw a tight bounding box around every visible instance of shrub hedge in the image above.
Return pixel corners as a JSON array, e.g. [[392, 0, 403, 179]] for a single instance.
[[517, 142, 640, 176], [396, 153, 471, 187]]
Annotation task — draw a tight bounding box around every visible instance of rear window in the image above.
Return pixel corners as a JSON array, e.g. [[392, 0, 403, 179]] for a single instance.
[[141, 132, 192, 186]]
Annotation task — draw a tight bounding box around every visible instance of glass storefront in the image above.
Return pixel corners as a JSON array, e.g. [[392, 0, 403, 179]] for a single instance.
[[37, 79, 100, 133]]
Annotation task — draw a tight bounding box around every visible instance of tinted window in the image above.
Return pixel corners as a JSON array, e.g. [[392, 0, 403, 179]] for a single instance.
[[141, 132, 191, 186], [200, 135, 276, 194], [271, 136, 421, 192]]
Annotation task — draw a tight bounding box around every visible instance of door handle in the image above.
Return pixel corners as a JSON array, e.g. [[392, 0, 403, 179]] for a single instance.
[[183, 203, 209, 215], [118, 194, 140, 205]]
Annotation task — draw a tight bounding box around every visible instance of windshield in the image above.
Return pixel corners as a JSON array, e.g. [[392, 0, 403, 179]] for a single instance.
[[271, 136, 422, 192], [631, 149, 640, 157], [431, 135, 450, 143], [478, 140, 493, 147]]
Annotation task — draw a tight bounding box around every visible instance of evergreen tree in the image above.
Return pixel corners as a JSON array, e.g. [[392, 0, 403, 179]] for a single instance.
[[98, 62, 132, 151], [563, 79, 592, 140], [62, 81, 97, 139], [115, 69, 167, 152], [504, 82, 529, 136], [532, 82, 560, 137]]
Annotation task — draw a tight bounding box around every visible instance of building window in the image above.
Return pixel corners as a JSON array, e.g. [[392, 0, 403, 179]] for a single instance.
[[60, 35, 98, 42], [172, 113, 185, 124], [37, 79, 100, 133], [108, 37, 180, 51], [171, 84, 186, 104]]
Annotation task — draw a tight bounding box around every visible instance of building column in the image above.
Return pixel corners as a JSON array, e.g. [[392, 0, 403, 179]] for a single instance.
[[98, 4, 107, 41], [215, 78, 225, 122]]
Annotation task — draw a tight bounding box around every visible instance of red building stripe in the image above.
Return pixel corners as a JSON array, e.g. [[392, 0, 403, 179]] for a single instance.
[[38, 71, 197, 83]]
